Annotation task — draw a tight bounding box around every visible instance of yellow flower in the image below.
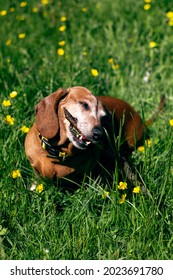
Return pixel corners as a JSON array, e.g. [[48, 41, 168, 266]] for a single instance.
[[169, 119, 173, 126], [102, 191, 110, 199], [4, 115, 15, 125], [41, 0, 49, 4], [108, 58, 114, 64], [108, 59, 120, 70], [166, 11, 173, 18], [32, 7, 38, 13], [138, 139, 151, 152], [145, 139, 152, 147], [12, 170, 21, 178], [5, 39, 12, 46], [10, 7, 15, 13], [60, 16, 67, 22], [36, 184, 44, 193], [20, 1, 27, 7], [112, 64, 120, 70], [2, 100, 11, 107], [18, 15, 25, 21], [18, 33, 26, 39], [58, 40, 65, 46], [144, 0, 152, 3], [119, 194, 127, 204], [118, 181, 127, 190], [0, 10, 7, 16], [59, 25, 66, 32], [137, 139, 152, 153], [137, 146, 145, 152], [133, 186, 141, 194], [149, 41, 157, 48], [144, 4, 151, 10], [82, 8, 88, 12], [83, 51, 87, 56], [168, 19, 173, 26], [21, 126, 30, 133], [10, 91, 18, 98], [57, 48, 65, 56], [91, 68, 99, 77]]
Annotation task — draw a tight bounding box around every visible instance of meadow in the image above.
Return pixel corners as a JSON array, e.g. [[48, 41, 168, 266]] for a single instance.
[[0, 0, 173, 260]]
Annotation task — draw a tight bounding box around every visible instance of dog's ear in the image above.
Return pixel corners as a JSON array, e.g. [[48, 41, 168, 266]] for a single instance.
[[35, 88, 69, 139]]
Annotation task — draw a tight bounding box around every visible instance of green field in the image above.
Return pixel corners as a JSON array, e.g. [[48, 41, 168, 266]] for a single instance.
[[0, 0, 173, 260]]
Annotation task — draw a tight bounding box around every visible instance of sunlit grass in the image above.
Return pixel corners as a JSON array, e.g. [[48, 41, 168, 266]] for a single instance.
[[0, 0, 173, 260]]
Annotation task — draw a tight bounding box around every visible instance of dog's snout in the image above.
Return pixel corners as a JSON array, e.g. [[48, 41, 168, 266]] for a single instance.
[[92, 126, 103, 141]]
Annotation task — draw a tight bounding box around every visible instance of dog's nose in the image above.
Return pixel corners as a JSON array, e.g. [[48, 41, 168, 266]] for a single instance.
[[92, 126, 103, 141]]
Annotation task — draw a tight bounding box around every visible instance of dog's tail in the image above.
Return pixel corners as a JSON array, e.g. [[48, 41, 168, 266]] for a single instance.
[[145, 95, 165, 127]]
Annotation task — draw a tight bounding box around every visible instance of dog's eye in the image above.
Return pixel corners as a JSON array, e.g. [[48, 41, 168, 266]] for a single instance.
[[79, 102, 90, 111]]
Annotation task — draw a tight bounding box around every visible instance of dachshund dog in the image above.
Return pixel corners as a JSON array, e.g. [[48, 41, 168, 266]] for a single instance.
[[25, 86, 164, 185]]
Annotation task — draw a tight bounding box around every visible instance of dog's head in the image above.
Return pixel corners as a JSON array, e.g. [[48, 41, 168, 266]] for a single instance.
[[35, 86, 106, 150]]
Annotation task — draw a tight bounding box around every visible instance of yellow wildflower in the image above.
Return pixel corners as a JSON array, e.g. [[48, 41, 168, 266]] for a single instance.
[[133, 186, 141, 194], [83, 51, 87, 56], [41, 0, 49, 4], [91, 68, 99, 77], [12, 170, 21, 178], [112, 64, 120, 70], [59, 25, 66, 32], [82, 8, 88, 12], [119, 194, 127, 204], [118, 181, 127, 190], [20, 1, 27, 7], [108, 58, 114, 64], [166, 11, 173, 18], [57, 48, 65, 56], [6, 39, 12, 46], [144, 4, 151, 10], [102, 191, 110, 199], [18, 15, 25, 21], [137, 146, 145, 152], [149, 41, 157, 48], [144, 0, 152, 3], [32, 7, 38, 13], [18, 33, 26, 39], [145, 139, 152, 147], [2, 100, 11, 107], [58, 40, 65, 46], [168, 19, 173, 26], [21, 126, 30, 133], [108, 59, 120, 70], [10, 7, 15, 13], [60, 16, 67, 22], [36, 184, 44, 193], [138, 139, 151, 152], [169, 119, 173, 126], [0, 10, 7, 16], [4, 115, 14, 125], [10, 91, 18, 98]]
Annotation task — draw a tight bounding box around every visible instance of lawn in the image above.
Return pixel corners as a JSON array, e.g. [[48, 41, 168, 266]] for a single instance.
[[0, 0, 173, 260]]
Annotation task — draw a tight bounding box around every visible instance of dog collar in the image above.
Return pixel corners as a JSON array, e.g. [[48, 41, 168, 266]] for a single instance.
[[39, 134, 68, 160]]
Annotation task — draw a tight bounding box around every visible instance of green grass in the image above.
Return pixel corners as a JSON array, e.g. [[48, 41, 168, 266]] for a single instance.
[[0, 0, 173, 260]]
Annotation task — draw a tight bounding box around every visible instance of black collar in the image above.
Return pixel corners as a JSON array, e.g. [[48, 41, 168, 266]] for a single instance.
[[39, 134, 68, 160]]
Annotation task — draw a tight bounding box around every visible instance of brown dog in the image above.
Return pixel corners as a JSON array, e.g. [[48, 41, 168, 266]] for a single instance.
[[25, 86, 151, 184]]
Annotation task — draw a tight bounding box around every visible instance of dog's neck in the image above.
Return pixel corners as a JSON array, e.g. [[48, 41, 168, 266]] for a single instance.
[[39, 131, 84, 161]]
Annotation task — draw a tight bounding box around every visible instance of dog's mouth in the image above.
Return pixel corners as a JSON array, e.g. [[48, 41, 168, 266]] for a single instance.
[[69, 124, 91, 147], [64, 107, 91, 149]]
